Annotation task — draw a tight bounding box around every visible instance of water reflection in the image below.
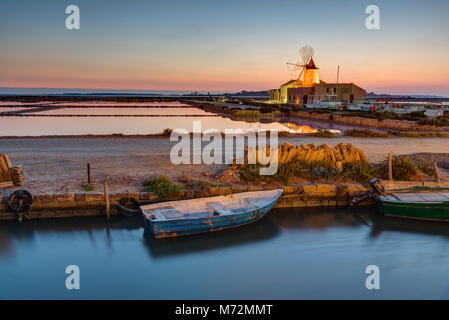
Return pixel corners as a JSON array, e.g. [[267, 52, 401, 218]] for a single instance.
[[0, 216, 143, 257], [3, 207, 449, 258], [3, 207, 449, 299], [269, 207, 376, 230], [143, 217, 280, 258], [370, 216, 449, 239]]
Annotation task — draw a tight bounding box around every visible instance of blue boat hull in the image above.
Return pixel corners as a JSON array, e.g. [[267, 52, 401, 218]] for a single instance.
[[145, 197, 279, 239]]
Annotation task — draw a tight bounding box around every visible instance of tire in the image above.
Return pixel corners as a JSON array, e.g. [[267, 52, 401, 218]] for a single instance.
[[8, 190, 33, 213], [117, 197, 141, 217]]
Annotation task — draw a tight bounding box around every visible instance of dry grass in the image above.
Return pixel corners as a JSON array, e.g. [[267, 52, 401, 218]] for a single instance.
[[345, 129, 390, 138], [240, 142, 369, 183]]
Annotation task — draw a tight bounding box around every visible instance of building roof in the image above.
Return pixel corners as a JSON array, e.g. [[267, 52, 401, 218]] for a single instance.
[[306, 58, 319, 70], [280, 79, 302, 88]]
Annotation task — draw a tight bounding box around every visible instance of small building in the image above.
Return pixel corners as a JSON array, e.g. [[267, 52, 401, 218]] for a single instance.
[[269, 56, 366, 106], [269, 79, 302, 104], [425, 109, 444, 118], [286, 82, 366, 105]]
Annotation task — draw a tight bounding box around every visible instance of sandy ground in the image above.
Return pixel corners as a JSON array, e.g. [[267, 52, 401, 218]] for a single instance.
[[0, 136, 448, 195], [0, 138, 223, 194]]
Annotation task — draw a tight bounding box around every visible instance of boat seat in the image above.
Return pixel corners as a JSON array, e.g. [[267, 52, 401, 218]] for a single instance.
[[151, 206, 184, 220], [207, 202, 233, 215], [245, 198, 266, 208]]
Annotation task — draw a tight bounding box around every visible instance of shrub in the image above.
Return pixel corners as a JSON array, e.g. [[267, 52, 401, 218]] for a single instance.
[[342, 162, 374, 181], [389, 131, 449, 138], [84, 184, 95, 191], [417, 163, 435, 176], [345, 129, 390, 138], [312, 129, 336, 138], [389, 131, 421, 138], [260, 107, 275, 114], [378, 155, 417, 180], [142, 175, 183, 198], [233, 110, 260, 117], [161, 128, 173, 136]]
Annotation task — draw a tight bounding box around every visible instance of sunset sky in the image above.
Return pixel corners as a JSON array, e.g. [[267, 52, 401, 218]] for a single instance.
[[1, 0, 448, 96]]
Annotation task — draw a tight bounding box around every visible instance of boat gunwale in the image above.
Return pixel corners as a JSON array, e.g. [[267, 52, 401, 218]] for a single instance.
[[379, 199, 449, 205], [141, 189, 284, 222]]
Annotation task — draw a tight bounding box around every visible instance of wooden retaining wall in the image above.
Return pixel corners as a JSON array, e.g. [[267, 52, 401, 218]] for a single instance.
[[0, 183, 371, 221]]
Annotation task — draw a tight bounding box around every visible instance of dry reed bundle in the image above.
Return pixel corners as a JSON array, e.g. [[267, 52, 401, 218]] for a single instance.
[[244, 142, 367, 167], [0, 154, 25, 186]]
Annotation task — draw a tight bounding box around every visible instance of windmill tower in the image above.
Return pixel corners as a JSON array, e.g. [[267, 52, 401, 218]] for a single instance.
[[286, 45, 320, 87]]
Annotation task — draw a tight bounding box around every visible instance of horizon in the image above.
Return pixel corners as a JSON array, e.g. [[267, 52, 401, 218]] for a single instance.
[[1, 86, 449, 98], [1, 0, 449, 96]]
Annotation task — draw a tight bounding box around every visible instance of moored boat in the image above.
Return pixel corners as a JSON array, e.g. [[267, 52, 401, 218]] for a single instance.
[[141, 189, 283, 239], [376, 192, 449, 221], [352, 179, 449, 221]]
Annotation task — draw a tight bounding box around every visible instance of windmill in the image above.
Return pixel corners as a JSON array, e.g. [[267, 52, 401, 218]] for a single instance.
[[286, 45, 316, 83]]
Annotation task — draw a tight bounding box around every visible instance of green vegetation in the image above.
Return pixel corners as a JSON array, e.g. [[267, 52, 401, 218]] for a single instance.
[[343, 129, 449, 138], [388, 131, 449, 138], [417, 163, 435, 176], [83, 184, 95, 191], [161, 128, 173, 136], [345, 129, 390, 138], [375, 155, 418, 181], [239, 143, 439, 184], [310, 108, 449, 127], [311, 129, 336, 138], [418, 116, 449, 127], [232, 110, 281, 119], [142, 175, 183, 199], [342, 161, 375, 181], [240, 159, 374, 184], [240, 143, 370, 183]]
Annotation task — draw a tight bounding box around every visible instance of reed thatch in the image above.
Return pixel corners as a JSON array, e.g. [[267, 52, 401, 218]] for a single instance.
[[245, 142, 367, 166], [0, 154, 25, 186]]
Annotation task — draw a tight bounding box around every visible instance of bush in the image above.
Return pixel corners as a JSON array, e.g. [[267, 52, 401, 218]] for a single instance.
[[142, 175, 183, 198], [342, 162, 374, 181], [345, 129, 390, 138], [378, 155, 417, 180], [389, 131, 449, 138], [417, 163, 435, 176], [84, 184, 95, 191], [389, 131, 421, 138], [312, 129, 336, 138], [161, 128, 173, 136]]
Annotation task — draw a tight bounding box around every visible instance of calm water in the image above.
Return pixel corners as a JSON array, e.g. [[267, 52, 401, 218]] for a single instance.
[[2, 206, 449, 299]]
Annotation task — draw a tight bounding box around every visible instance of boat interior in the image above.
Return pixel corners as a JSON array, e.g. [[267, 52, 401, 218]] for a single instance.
[[380, 192, 449, 203], [141, 189, 283, 221]]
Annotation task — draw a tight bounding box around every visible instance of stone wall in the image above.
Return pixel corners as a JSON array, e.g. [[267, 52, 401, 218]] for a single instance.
[[0, 183, 371, 221]]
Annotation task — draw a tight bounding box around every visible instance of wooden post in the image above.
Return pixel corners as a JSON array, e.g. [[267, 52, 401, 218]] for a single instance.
[[434, 161, 440, 184], [388, 153, 393, 181], [87, 163, 91, 184], [104, 181, 110, 219]]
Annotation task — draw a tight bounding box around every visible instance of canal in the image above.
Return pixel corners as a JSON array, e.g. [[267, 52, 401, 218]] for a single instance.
[[1, 206, 449, 299]]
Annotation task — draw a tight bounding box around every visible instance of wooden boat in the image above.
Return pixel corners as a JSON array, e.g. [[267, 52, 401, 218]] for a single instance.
[[376, 192, 449, 221], [141, 189, 283, 239], [352, 179, 449, 222]]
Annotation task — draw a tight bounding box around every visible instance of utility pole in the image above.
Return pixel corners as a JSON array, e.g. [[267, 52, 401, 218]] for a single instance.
[[336, 65, 340, 102]]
